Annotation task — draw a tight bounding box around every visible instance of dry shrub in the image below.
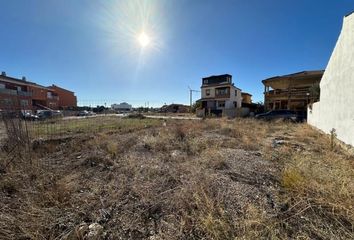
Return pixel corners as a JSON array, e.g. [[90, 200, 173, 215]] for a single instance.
[[47, 181, 72, 204], [200, 148, 227, 170], [193, 188, 233, 240], [273, 127, 354, 238], [217, 118, 269, 150], [203, 119, 221, 131], [141, 123, 207, 156], [174, 124, 187, 141], [237, 204, 279, 239], [106, 142, 119, 158], [281, 167, 304, 190]]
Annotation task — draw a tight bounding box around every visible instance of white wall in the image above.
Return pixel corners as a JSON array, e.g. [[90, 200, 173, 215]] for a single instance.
[[201, 87, 215, 98], [201, 85, 242, 109], [111, 102, 132, 110], [230, 88, 242, 108], [308, 14, 354, 146]]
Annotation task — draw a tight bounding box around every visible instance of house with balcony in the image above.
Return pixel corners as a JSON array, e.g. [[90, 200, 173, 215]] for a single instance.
[[197, 74, 242, 116], [0, 72, 76, 111], [262, 70, 324, 113]]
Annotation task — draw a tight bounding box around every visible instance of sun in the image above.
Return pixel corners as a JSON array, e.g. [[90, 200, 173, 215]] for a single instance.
[[137, 32, 150, 48]]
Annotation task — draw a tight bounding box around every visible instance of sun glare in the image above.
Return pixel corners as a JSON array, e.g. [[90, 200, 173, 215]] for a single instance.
[[138, 32, 150, 48]]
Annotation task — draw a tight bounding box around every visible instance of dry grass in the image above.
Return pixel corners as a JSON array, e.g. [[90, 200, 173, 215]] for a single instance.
[[0, 117, 353, 239]]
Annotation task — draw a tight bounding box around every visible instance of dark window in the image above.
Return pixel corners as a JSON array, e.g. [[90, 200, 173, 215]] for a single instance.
[[206, 89, 210, 96], [218, 101, 225, 107]]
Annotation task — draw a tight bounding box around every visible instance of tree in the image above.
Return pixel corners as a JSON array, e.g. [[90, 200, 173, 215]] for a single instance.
[[191, 101, 202, 113]]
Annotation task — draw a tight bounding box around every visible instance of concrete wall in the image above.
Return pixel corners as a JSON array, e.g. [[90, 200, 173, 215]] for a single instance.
[[230, 88, 242, 108], [308, 13, 354, 146], [223, 108, 250, 118], [201, 87, 216, 98], [196, 108, 205, 118]]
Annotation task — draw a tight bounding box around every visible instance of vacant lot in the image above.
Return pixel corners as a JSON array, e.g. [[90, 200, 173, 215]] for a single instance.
[[0, 117, 353, 239]]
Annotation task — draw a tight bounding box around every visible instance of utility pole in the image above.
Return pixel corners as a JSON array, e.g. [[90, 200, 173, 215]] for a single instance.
[[188, 86, 200, 112]]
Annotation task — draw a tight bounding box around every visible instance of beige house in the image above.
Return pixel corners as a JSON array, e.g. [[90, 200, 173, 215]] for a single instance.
[[241, 92, 252, 104], [198, 74, 242, 116]]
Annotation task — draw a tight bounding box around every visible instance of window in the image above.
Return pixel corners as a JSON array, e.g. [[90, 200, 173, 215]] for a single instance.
[[206, 89, 210, 96], [235, 90, 238, 96], [203, 79, 208, 84], [0, 83, 5, 89], [20, 100, 29, 107], [216, 87, 229, 95], [3, 99, 12, 106], [218, 101, 225, 108]]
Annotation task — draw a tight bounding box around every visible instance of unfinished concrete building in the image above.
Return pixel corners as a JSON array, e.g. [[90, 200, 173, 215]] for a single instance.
[[262, 70, 324, 112]]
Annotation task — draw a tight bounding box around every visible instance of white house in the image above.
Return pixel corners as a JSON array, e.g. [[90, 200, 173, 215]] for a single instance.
[[308, 12, 354, 146], [111, 102, 132, 112], [198, 74, 242, 116]]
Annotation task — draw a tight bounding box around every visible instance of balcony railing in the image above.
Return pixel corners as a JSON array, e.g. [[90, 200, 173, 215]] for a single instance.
[[215, 93, 230, 98], [0, 88, 32, 97], [18, 91, 32, 97], [265, 89, 311, 98], [47, 95, 59, 100]]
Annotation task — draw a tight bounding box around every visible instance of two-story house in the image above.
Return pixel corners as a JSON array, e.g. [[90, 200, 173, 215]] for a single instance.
[[198, 74, 242, 115]]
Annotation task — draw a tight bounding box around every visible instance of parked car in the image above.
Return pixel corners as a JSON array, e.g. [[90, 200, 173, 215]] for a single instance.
[[77, 110, 96, 116], [52, 110, 64, 117], [255, 110, 301, 122], [37, 110, 63, 120], [22, 112, 39, 121]]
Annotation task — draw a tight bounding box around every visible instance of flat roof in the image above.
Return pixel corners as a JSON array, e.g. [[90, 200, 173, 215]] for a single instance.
[[49, 84, 75, 94], [241, 92, 252, 96], [202, 74, 232, 80], [0, 74, 51, 90], [262, 70, 324, 83]]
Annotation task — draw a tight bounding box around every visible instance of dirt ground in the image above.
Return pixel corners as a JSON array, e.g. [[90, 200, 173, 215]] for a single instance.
[[0, 118, 353, 239]]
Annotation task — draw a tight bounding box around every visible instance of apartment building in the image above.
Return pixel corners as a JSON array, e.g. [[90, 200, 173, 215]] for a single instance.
[[0, 72, 76, 111], [198, 74, 242, 115], [262, 70, 324, 112], [49, 85, 77, 109]]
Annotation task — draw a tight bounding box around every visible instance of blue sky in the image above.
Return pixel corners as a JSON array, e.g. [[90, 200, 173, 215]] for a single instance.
[[0, 0, 353, 107]]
